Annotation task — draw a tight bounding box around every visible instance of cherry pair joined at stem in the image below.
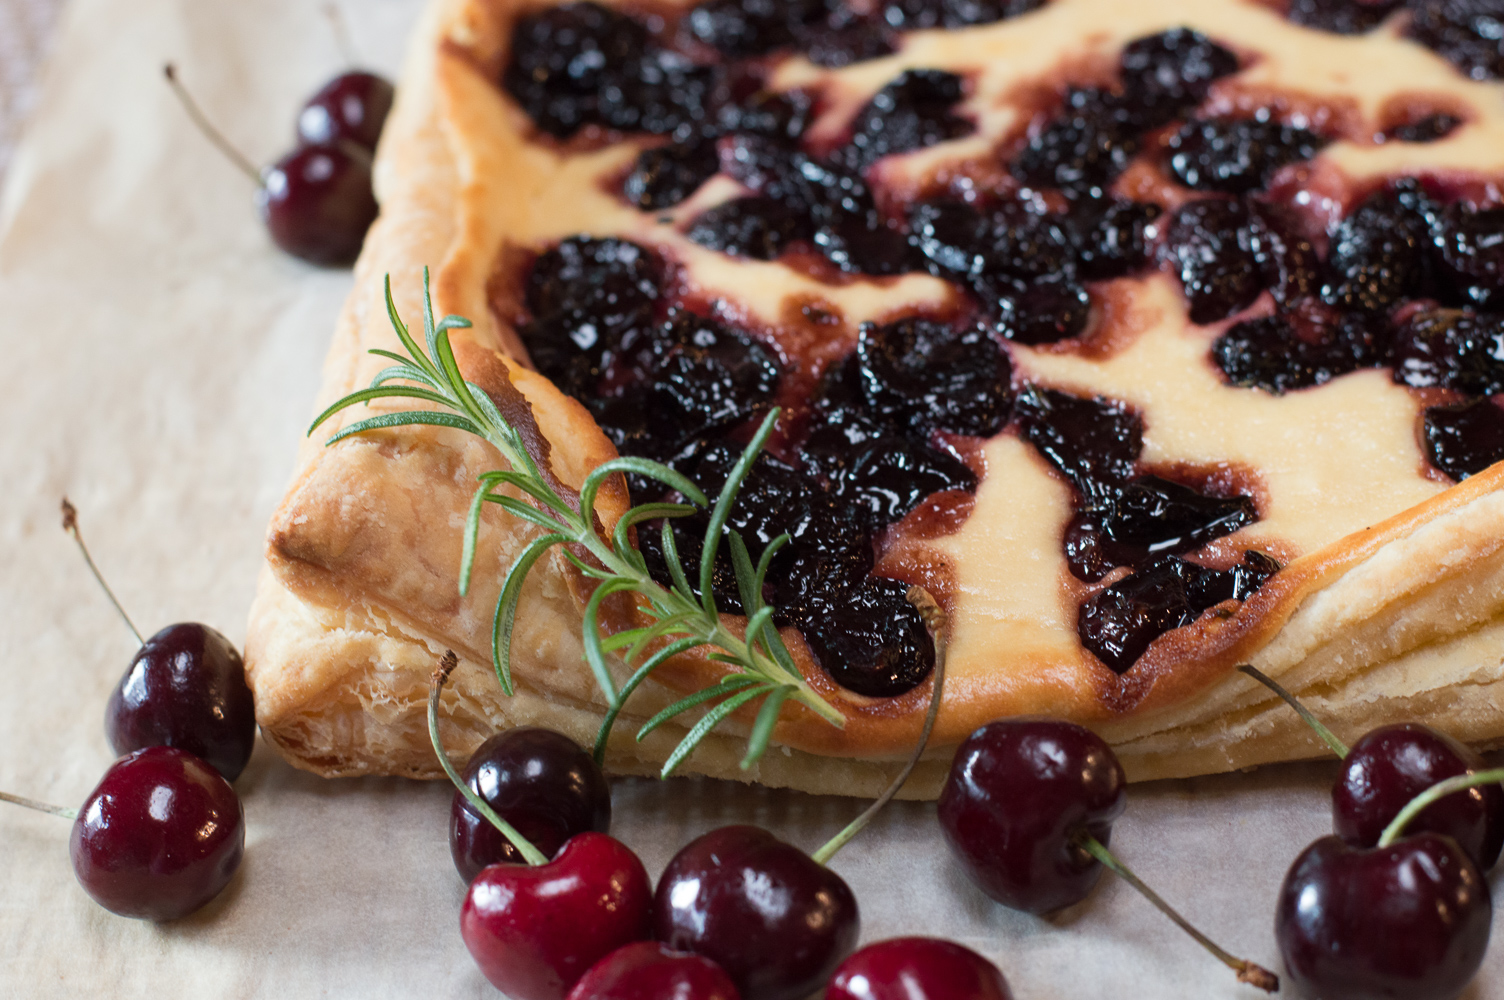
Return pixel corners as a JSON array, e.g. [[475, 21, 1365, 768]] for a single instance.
[[162, 63, 387, 266]]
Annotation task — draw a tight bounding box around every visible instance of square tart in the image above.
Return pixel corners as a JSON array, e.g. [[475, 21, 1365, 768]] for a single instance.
[[245, 0, 1504, 797]]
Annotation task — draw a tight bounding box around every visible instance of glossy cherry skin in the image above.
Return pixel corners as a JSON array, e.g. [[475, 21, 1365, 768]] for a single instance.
[[105, 623, 255, 782], [1333, 723, 1504, 870], [461, 832, 653, 1000], [1276, 833, 1491, 1000], [450, 727, 611, 881], [296, 71, 394, 152], [565, 941, 741, 1000], [938, 718, 1126, 915], [826, 937, 1013, 1000], [69, 746, 245, 921], [256, 141, 378, 267], [654, 825, 860, 1000]]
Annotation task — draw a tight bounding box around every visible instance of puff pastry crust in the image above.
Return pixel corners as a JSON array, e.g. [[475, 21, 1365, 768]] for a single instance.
[[245, 0, 1504, 796]]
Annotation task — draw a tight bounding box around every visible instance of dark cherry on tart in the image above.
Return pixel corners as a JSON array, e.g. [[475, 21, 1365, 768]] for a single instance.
[[481, 0, 1504, 716]]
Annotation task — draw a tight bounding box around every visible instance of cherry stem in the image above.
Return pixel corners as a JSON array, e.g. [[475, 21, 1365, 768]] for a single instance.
[[162, 64, 262, 186], [1077, 833, 1278, 993], [811, 587, 946, 867], [61, 497, 143, 646], [1378, 767, 1504, 848], [0, 790, 77, 820], [427, 651, 549, 867], [1237, 664, 1348, 759], [323, 3, 360, 68]]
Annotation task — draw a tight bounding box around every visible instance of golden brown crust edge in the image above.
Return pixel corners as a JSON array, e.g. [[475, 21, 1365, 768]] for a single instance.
[[244, 0, 1504, 794]]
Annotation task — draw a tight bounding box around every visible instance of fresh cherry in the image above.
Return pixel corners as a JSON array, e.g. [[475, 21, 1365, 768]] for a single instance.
[[654, 825, 860, 1000], [1275, 833, 1491, 1000], [938, 718, 1125, 914], [450, 726, 612, 882], [105, 623, 255, 783], [939, 717, 1276, 988], [63, 500, 256, 782], [462, 832, 653, 1000], [257, 142, 378, 266], [566, 941, 741, 1000], [826, 937, 1013, 1000], [69, 746, 245, 921], [1334, 723, 1504, 870], [296, 71, 394, 152]]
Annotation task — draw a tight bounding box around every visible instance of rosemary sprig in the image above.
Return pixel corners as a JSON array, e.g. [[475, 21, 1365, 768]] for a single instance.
[[309, 270, 845, 775]]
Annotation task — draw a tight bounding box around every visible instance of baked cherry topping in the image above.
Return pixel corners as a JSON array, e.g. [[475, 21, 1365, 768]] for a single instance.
[[1015, 387, 1143, 500], [1333, 723, 1504, 870], [1322, 186, 1435, 313], [687, 197, 809, 259], [1435, 201, 1504, 309], [1287, 0, 1402, 35], [654, 825, 860, 1000], [296, 71, 394, 152], [1166, 118, 1326, 194], [567, 942, 741, 1000], [834, 436, 977, 530], [801, 575, 937, 696], [504, 2, 712, 138], [834, 70, 971, 173], [826, 938, 1013, 1000], [69, 746, 245, 921], [1249, 201, 1322, 308], [1391, 307, 1504, 395], [939, 718, 1126, 914], [1424, 398, 1504, 480], [1010, 87, 1147, 198], [1118, 28, 1239, 116], [1213, 310, 1387, 394], [257, 141, 379, 267], [1386, 112, 1465, 143], [625, 140, 720, 210], [106, 623, 256, 783], [449, 727, 612, 882], [856, 318, 1012, 437], [881, 0, 1044, 30], [1068, 197, 1162, 280], [1164, 198, 1265, 323], [983, 273, 1093, 344], [1078, 553, 1277, 672], [1275, 833, 1492, 1000], [685, 0, 827, 58], [1407, 0, 1504, 82]]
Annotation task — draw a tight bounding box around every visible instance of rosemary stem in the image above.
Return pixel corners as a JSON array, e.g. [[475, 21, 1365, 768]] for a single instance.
[[1237, 664, 1348, 758], [811, 588, 946, 867], [428, 652, 549, 867], [0, 791, 77, 820], [1378, 768, 1504, 847], [61, 497, 143, 646], [1076, 834, 1278, 992]]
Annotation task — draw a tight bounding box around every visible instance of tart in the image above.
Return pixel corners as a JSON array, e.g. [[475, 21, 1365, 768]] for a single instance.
[[244, 0, 1504, 796]]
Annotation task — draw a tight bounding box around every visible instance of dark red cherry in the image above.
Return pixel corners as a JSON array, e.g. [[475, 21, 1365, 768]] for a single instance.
[[938, 718, 1126, 914], [461, 832, 653, 1000], [1275, 833, 1491, 1000], [1333, 723, 1504, 870], [566, 941, 741, 1000], [256, 141, 378, 267], [105, 623, 255, 783], [654, 825, 860, 1000], [826, 937, 1013, 1000], [450, 727, 612, 882], [69, 746, 244, 921], [296, 71, 394, 152]]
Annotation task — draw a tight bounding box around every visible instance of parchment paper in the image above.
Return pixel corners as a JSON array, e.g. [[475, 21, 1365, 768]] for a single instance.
[[1, 2, 1501, 997]]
